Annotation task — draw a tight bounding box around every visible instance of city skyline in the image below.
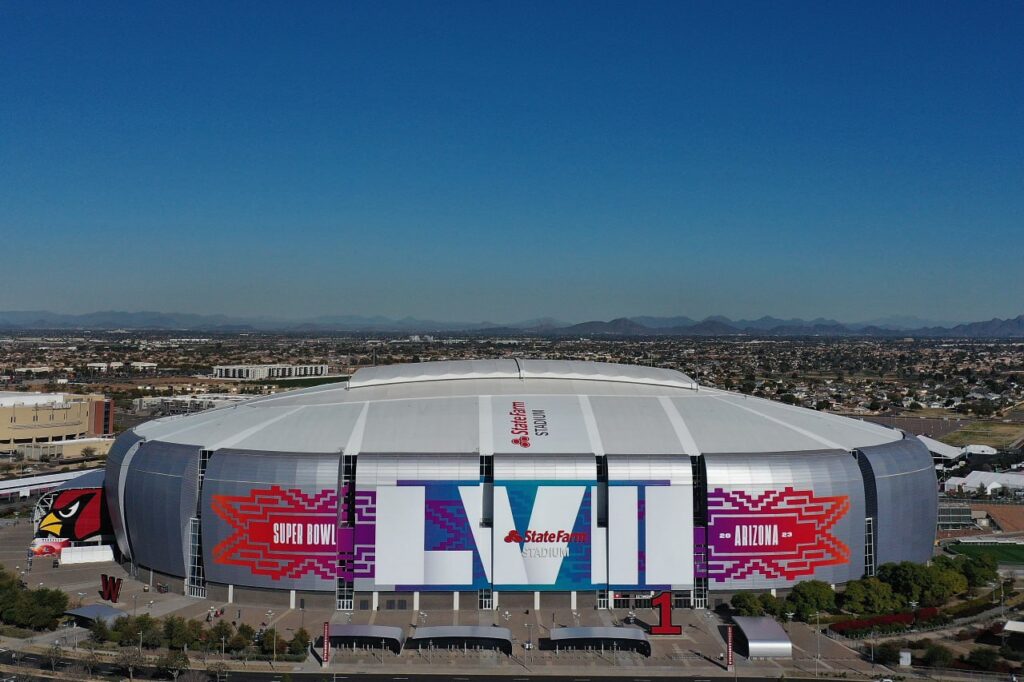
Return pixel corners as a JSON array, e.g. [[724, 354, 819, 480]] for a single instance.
[[2, 2, 1021, 322]]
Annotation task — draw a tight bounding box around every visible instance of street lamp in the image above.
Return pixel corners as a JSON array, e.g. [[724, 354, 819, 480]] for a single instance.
[[815, 611, 821, 679]]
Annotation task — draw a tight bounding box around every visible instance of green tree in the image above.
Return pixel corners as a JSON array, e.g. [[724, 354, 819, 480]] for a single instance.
[[961, 554, 998, 587], [786, 580, 836, 621], [260, 627, 286, 657], [164, 615, 191, 650], [877, 562, 931, 603], [967, 647, 999, 670], [921, 567, 968, 606], [841, 577, 902, 614], [210, 619, 234, 652], [758, 593, 784, 618], [923, 643, 954, 668], [90, 617, 111, 643], [731, 592, 763, 616], [288, 627, 311, 656]]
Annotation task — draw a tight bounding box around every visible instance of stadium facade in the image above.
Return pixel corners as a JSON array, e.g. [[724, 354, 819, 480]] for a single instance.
[[55, 360, 937, 610]]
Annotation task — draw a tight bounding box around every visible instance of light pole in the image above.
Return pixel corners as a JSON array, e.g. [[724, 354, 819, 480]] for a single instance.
[[138, 630, 143, 655], [815, 611, 821, 679]]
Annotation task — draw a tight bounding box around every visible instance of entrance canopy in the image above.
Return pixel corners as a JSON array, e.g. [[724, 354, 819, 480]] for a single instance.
[[65, 604, 127, 626], [408, 625, 513, 655], [549, 626, 651, 656], [327, 624, 406, 654], [732, 616, 792, 659]]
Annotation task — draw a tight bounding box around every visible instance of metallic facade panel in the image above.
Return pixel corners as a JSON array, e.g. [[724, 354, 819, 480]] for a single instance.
[[702, 450, 866, 590], [517, 360, 696, 390], [361, 399, 479, 454], [590, 397, 685, 455], [606, 454, 692, 484], [494, 454, 596, 480], [123, 440, 200, 577], [230, 403, 362, 453], [732, 616, 793, 658], [201, 449, 339, 592], [670, 397, 827, 453], [711, 394, 898, 449], [356, 453, 479, 485], [104, 430, 143, 560], [858, 435, 937, 566]]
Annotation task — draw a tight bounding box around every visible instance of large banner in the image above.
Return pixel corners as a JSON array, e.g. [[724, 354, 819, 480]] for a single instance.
[[698, 487, 851, 582], [492, 481, 593, 590], [210, 486, 341, 581], [31, 487, 109, 557], [608, 481, 693, 590]]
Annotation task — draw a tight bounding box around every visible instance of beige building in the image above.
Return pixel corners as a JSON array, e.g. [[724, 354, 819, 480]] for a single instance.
[[16, 436, 113, 462], [0, 392, 114, 454]]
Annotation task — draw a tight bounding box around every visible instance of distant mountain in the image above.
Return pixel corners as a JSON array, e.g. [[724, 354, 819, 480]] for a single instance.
[[1, 310, 1023, 338], [851, 315, 966, 331], [629, 315, 697, 329], [563, 317, 650, 335]]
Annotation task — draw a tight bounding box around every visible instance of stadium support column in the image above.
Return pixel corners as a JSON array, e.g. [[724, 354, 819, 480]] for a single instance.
[[186, 448, 212, 599]]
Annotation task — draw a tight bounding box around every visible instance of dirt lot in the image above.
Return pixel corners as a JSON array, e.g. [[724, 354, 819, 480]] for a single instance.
[[973, 504, 1024, 533], [942, 422, 1024, 450]]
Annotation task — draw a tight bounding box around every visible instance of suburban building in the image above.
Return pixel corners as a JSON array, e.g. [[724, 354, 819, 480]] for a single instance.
[[0, 392, 114, 453], [212, 364, 329, 380]]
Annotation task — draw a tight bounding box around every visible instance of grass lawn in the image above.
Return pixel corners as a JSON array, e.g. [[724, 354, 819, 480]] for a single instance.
[[950, 543, 1024, 564], [940, 421, 1024, 449]]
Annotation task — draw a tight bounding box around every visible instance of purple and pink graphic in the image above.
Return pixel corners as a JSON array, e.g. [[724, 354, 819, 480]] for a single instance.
[[699, 487, 850, 582]]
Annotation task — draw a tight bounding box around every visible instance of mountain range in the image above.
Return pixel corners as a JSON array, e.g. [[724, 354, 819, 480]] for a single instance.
[[1, 310, 1023, 338]]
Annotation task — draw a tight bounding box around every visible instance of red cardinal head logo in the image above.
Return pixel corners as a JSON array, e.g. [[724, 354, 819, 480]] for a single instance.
[[503, 530, 523, 543], [511, 436, 531, 448], [39, 489, 104, 541]]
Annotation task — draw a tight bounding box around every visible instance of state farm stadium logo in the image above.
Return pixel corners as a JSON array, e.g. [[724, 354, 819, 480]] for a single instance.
[[504, 528, 587, 558], [509, 400, 549, 448]]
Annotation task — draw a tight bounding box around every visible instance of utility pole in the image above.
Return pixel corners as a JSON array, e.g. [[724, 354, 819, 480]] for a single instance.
[[815, 611, 821, 679]]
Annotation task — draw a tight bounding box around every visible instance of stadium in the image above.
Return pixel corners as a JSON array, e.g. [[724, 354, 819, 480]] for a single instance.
[[89, 359, 936, 612]]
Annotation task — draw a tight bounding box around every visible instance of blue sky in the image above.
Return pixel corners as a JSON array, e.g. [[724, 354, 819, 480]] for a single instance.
[[1, 2, 1021, 323]]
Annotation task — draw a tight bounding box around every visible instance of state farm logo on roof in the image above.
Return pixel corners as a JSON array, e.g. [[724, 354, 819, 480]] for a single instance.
[[509, 400, 548, 448]]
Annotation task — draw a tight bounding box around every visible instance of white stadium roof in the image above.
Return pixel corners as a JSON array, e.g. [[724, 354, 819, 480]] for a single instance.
[[133, 360, 903, 455]]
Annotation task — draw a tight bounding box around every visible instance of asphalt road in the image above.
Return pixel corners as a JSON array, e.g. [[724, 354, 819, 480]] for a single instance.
[[0, 649, 857, 681]]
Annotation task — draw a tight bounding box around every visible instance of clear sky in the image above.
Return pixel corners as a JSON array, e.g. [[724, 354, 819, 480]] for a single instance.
[[1, 2, 1021, 324]]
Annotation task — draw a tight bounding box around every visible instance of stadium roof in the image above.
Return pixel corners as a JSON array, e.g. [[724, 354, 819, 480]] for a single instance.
[[917, 435, 963, 460], [133, 360, 903, 456]]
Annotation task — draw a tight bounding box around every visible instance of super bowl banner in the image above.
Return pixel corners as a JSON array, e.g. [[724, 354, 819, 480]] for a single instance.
[[698, 487, 851, 582], [210, 486, 341, 581]]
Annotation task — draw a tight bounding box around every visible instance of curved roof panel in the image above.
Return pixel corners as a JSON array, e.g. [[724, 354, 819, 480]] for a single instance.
[[131, 360, 901, 455]]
